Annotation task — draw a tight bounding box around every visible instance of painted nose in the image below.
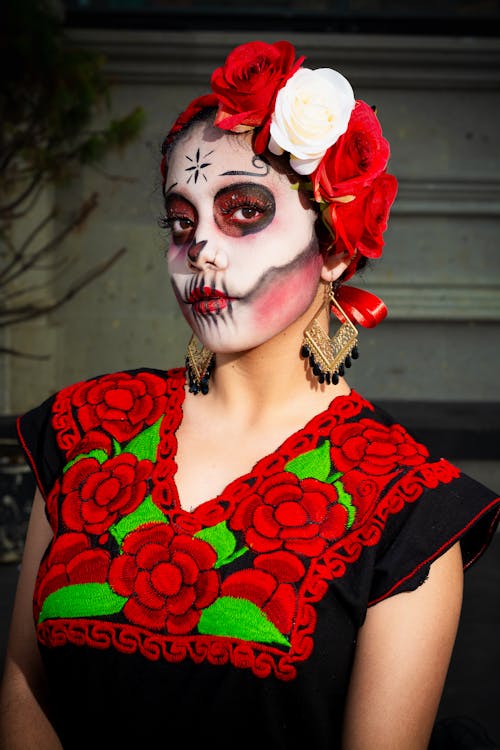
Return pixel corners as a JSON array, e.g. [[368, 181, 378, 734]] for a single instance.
[[187, 238, 228, 270]]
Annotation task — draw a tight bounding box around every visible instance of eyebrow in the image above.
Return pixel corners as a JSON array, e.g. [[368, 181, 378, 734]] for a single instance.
[[219, 154, 271, 178], [219, 170, 265, 177]]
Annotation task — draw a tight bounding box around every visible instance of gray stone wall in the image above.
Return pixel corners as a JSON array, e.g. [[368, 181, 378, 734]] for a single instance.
[[4, 30, 500, 414]]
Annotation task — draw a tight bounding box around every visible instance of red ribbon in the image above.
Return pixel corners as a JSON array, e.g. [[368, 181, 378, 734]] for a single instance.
[[332, 285, 387, 328]]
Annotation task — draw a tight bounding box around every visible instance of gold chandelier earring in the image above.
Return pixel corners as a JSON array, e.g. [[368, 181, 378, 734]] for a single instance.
[[301, 282, 359, 385], [185, 334, 215, 395]]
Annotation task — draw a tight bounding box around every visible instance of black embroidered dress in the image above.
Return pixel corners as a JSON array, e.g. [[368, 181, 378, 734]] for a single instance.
[[17, 368, 500, 749]]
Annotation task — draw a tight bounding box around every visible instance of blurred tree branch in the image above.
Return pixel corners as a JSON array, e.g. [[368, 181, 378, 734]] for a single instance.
[[0, 0, 146, 356]]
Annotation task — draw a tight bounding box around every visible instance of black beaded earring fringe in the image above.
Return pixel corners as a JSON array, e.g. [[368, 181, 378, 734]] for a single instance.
[[186, 355, 214, 395], [300, 343, 359, 386]]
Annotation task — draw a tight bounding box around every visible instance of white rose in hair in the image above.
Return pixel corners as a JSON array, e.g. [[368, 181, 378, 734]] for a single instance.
[[268, 67, 355, 175]]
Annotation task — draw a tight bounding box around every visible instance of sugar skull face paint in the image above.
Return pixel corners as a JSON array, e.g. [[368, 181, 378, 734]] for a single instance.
[[165, 120, 323, 354]]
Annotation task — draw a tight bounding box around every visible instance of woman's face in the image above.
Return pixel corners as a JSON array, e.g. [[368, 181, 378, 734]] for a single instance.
[[164, 120, 323, 354]]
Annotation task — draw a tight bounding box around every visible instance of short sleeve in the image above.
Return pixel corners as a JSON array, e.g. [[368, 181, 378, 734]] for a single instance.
[[16, 393, 64, 501], [368, 467, 500, 606]]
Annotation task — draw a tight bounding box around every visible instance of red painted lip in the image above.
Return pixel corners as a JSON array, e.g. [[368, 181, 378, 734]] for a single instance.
[[187, 286, 232, 315], [187, 286, 226, 302]]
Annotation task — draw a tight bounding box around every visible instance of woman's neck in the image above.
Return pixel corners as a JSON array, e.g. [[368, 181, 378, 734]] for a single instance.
[[193, 287, 351, 422]]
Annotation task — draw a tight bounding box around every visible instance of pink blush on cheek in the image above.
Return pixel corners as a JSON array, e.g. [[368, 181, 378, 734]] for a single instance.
[[251, 256, 321, 332]]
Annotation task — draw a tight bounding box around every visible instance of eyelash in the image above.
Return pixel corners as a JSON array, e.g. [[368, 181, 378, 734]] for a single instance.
[[219, 197, 271, 217], [161, 200, 270, 234], [161, 214, 193, 231]]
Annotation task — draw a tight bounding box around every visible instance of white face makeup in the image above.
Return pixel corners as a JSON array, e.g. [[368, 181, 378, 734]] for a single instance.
[[164, 120, 323, 354]]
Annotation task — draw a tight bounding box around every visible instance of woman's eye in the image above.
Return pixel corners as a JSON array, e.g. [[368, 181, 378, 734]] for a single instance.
[[163, 195, 197, 245], [168, 217, 194, 233], [165, 216, 195, 244], [164, 216, 196, 247], [231, 205, 263, 221], [214, 183, 275, 237]]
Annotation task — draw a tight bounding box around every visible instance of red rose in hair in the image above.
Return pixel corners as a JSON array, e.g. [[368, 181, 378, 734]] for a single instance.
[[313, 100, 391, 200], [109, 523, 219, 634], [34, 532, 111, 618], [329, 419, 428, 476], [211, 40, 304, 153], [324, 172, 398, 259], [230, 472, 349, 557], [61, 454, 152, 535], [72, 372, 167, 443]]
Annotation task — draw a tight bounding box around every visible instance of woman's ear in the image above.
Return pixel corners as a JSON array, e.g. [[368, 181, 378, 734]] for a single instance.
[[320, 251, 352, 283]]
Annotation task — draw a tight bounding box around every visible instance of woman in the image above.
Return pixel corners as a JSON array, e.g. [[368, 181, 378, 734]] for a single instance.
[[1, 40, 499, 750]]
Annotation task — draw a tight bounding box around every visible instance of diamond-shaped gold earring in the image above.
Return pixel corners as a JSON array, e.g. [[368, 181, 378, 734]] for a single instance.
[[301, 283, 359, 385]]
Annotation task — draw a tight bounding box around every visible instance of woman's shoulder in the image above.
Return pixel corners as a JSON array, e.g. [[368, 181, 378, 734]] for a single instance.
[[23, 367, 184, 417], [55, 366, 184, 398], [322, 389, 500, 604], [19, 366, 186, 444], [16, 367, 186, 497]]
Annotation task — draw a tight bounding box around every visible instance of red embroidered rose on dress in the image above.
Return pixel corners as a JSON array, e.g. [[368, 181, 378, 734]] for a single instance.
[[66, 430, 112, 461], [230, 472, 349, 557], [108, 523, 219, 633], [60, 454, 152, 535], [329, 419, 429, 476], [221, 560, 300, 636], [71, 372, 168, 443], [34, 532, 111, 619]]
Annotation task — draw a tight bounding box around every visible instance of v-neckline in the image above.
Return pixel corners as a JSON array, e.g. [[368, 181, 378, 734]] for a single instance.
[[163, 368, 360, 519]]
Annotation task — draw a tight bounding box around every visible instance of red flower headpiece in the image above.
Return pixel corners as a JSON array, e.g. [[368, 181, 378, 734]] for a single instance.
[[161, 40, 398, 327]]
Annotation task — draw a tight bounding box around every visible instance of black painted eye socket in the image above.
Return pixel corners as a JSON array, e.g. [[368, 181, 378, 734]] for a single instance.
[[164, 195, 197, 245], [214, 183, 275, 237], [164, 182, 275, 245]]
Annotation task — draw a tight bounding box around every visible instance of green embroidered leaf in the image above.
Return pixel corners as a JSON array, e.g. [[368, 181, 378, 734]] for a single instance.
[[333, 478, 356, 529], [38, 583, 126, 623], [213, 546, 248, 569], [285, 439, 332, 482], [195, 521, 247, 568], [110, 495, 168, 547], [122, 417, 162, 461], [112, 438, 122, 456], [63, 448, 109, 473], [326, 471, 342, 483], [198, 597, 290, 647]]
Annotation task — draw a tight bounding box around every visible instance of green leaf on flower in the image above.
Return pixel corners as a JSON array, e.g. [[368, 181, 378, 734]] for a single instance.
[[198, 597, 290, 647], [326, 471, 342, 483], [38, 583, 126, 623], [122, 417, 162, 461], [285, 440, 332, 482], [110, 495, 168, 547], [112, 438, 122, 456], [63, 448, 109, 473], [332, 478, 356, 529], [195, 522, 248, 568]]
